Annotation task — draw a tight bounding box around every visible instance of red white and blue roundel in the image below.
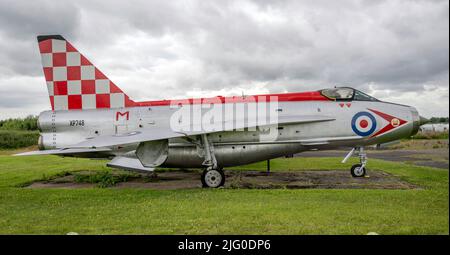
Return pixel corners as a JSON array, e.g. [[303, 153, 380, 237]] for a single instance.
[[351, 112, 377, 136]]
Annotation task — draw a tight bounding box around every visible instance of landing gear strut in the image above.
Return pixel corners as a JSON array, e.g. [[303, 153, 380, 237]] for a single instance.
[[342, 147, 367, 178], [199, 134, 225, 188]]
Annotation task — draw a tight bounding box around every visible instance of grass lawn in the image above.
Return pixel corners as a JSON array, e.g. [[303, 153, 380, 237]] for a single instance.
[[0, 153, 448, 234]]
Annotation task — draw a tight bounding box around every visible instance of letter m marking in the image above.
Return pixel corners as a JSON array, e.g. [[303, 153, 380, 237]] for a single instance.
[[116, 111, 130, 121]]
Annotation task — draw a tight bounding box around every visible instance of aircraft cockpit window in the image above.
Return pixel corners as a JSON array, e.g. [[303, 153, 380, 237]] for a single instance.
[[354, 90, 379, 102], [320, 88, 354, 101]]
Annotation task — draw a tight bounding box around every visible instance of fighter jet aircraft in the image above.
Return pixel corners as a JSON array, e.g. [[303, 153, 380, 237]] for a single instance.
[[17, 35, 428, 188]]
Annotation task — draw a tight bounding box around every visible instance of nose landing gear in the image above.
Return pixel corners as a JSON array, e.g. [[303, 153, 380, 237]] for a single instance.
[[343, 147, 368, 178], [350, 164, 366, 178]]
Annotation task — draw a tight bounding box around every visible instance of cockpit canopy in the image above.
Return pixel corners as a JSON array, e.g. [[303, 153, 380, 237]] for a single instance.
[[320, 87, 379, 102]]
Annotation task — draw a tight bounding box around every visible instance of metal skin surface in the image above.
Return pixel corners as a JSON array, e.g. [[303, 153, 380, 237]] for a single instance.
[[35, 99, 419, 169]]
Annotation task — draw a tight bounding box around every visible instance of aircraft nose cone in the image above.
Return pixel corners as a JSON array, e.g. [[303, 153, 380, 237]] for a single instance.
[[409, 107, 429, 136], [419, 116, 430, 126]]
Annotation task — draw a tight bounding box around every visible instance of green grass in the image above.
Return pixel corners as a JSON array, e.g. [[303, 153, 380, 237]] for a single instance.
[[0, 154, 448, 234], [387, 139, 448, 150], [410, 131, 449, 140]]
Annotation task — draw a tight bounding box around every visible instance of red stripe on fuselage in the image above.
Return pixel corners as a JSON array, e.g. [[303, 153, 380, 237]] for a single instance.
[[131, 91, 330, 107]]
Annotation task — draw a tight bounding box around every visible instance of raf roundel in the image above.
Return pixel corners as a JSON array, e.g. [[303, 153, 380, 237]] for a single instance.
[[351, 112, 377, 136]]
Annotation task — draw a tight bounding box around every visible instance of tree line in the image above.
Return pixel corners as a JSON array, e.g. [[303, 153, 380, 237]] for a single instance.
[[0, 116, 38, 131], [429, 117, 449, 124]]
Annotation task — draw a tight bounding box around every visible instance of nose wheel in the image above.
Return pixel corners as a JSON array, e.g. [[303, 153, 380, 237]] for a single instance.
[[343, 147, 368, 178], [201, 168, 225, 188], [350, 164, 366, 177]]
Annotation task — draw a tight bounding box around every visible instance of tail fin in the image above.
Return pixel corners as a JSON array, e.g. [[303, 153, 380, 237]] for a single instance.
[[37, 35, 136, 111]]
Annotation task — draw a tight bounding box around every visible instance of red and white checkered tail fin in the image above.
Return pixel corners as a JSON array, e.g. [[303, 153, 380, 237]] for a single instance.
[[37, 35, 136, 111]]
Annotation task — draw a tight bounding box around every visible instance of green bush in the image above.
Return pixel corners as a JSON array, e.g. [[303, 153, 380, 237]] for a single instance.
[[73, 171, 133, 188], [0, 130, 39, 149], [0, 116, 38, 131]]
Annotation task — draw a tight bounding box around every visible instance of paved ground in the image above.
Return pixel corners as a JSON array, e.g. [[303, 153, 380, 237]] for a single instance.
[[295, 149, 449, 169]]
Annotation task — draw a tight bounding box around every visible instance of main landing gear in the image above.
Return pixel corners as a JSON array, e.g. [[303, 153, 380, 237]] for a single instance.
[[201, 168, 225, 188], [342, 147, 368, 178], [199, 134, 225, 188]]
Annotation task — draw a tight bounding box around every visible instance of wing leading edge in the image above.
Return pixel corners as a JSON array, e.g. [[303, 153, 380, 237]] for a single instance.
[[14, 147, 112, 156]]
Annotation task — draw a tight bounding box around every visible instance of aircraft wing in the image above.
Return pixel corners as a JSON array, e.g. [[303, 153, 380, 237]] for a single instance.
[[70, 127, 199, 148], [14, 147, 112, 156], [15, 115, 334, 156], [66, 115, 335, 148]]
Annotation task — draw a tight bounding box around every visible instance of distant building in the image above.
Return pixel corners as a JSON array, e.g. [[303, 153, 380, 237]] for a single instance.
[[420, 123, 449, 133]]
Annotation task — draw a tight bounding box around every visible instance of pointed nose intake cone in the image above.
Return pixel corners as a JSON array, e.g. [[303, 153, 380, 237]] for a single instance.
[[419, 116, 429, 126]]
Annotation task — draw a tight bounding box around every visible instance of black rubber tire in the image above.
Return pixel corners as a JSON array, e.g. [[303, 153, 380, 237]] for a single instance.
[[351, 164, 366, 178], [201, 169, 225, 188]]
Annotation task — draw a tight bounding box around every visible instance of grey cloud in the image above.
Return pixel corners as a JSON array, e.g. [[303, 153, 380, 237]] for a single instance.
[[0, 0, 80, 39], [109, 0, 447, 93], [0, 0, 448, 117], [0, 0, 80, 76], [0, 85, 48, 109]]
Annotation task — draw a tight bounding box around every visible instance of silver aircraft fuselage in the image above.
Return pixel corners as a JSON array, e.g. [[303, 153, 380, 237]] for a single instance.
[[37, 98, 420, 168]]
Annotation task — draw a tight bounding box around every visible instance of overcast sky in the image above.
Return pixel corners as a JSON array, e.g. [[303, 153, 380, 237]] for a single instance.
[[0, 0, 448, 119]]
